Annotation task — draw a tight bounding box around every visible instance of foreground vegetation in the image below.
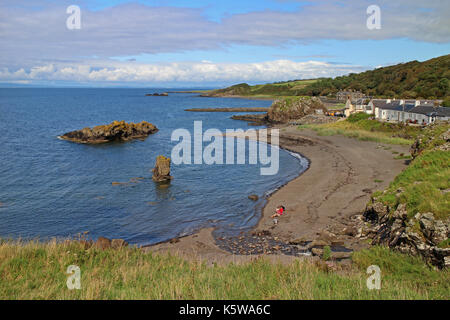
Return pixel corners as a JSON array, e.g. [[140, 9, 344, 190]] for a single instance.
[[299, 113, 422, 145], [0, 240, 448, 300]]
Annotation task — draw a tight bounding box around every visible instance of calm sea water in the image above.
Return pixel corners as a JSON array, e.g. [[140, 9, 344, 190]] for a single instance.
[[0, 88, 307, 246]]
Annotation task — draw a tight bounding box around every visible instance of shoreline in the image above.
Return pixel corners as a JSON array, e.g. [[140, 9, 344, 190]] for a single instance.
[[144, 137, 309, 249], [146, 126, 411, 264]]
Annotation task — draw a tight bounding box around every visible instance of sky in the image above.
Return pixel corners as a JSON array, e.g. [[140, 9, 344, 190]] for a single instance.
[[0, 0, 449, 87]]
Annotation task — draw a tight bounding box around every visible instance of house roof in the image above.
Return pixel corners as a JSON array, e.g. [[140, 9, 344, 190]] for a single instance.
[[409, 106, 450, 117], [353, 98, 368, 105], [372, 100, 401, 110]]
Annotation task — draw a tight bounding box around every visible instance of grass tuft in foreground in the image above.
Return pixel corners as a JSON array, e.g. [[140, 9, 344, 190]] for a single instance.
[[0, 240, 448, 300]]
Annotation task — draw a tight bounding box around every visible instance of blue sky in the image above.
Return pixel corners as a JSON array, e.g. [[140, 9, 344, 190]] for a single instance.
[[0, 0, 449, 87]]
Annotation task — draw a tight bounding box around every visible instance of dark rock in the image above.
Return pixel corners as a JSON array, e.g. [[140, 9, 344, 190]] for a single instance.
[[152, 155, 173, 182], [308, 239, 329, 249], [331, 240, 345, 246], [95, 237, 111, 250], [248, 195, 259, 201], [60, 120, 158, 144], [392, 203, 408, 220], [364, 200, 389, 223], [342, 226, 357, 237], [289, 237, 308, 245], [311, 248, 324, 257]]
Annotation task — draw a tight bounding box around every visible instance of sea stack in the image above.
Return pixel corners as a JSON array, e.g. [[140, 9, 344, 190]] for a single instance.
[[152, 155, 173, 182], [59, 120, 158, 144]]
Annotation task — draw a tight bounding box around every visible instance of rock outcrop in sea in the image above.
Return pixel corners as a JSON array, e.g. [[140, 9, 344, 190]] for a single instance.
[[152, 155, 173, 182], [146, 93, 168, 96], [60, 120, 158, 144]]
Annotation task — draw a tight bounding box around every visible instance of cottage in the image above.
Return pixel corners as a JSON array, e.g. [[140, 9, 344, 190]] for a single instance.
[[345, 98, 372, 117], [371, 99, 448, 125], [405, 105, 450, 124]]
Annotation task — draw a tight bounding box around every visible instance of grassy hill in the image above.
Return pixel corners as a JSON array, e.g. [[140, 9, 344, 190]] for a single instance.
[[205, 55, 450, 101], [203, 79, 319, 99], [298, 54, 450, 99]]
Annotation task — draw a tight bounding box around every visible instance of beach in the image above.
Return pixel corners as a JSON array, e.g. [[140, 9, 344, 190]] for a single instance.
[[147, 126, 410, 264]]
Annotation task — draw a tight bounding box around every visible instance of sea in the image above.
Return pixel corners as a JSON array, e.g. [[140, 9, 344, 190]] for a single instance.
[[0, 88, 308, 246]]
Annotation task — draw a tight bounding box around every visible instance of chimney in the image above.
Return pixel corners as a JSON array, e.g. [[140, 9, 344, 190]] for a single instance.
[[386, 99, 391, 104], [400, 99, 404, 105], [415, 100, 420, 106]]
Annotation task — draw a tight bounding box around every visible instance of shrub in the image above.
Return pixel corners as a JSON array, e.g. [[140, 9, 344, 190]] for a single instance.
[[347, 113, 371, 123]]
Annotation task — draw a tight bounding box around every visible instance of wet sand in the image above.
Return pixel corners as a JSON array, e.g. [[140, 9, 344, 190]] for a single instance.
[[145, 126, 410, 265]]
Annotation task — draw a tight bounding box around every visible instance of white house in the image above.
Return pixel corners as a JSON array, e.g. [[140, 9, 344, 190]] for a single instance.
[[345, 98, 373, 117], [370, 99, 449, 124]]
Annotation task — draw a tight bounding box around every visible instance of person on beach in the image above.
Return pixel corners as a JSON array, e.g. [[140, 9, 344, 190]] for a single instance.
[[271, 206, 285, 218]]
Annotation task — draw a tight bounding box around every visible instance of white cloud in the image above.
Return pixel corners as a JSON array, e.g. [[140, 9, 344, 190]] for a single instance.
[[0, 1, 449, 67], [0, 60, 365, 85], [0, 0, 448, 85]]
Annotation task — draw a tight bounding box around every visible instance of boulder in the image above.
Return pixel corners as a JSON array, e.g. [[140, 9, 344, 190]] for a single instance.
[[417, 213, 448, 245], [248, 195, 259, 201], [94, 237, 112, 250], [152, 155, 173, 182], [289, 237, 308, 245], [60, 120, 158, 144], [392, 203, 408, 220], [342, 226, 357, 237], [311, 248, 324, 257], [308, 239, 329, 249], [318, 230, 337, 243]]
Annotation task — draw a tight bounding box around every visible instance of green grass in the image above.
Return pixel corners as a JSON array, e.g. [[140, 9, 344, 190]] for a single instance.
[[0, 240, 448, 300], [298, 113, 421, 145], [377, 149, 450, 220]]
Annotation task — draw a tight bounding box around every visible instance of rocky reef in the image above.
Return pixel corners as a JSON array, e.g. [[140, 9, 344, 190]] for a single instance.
[[60, 120, 158, 144], [152, 155, 173, 182], [146, 93, 168, 96], [267, 97, 327, 123]]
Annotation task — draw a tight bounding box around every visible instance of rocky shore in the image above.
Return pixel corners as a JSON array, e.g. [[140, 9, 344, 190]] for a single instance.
[[59, 120, 158, 144]]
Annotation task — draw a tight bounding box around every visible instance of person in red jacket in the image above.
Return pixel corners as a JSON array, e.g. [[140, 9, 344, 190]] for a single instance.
[[271, 205, 285, 218]]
